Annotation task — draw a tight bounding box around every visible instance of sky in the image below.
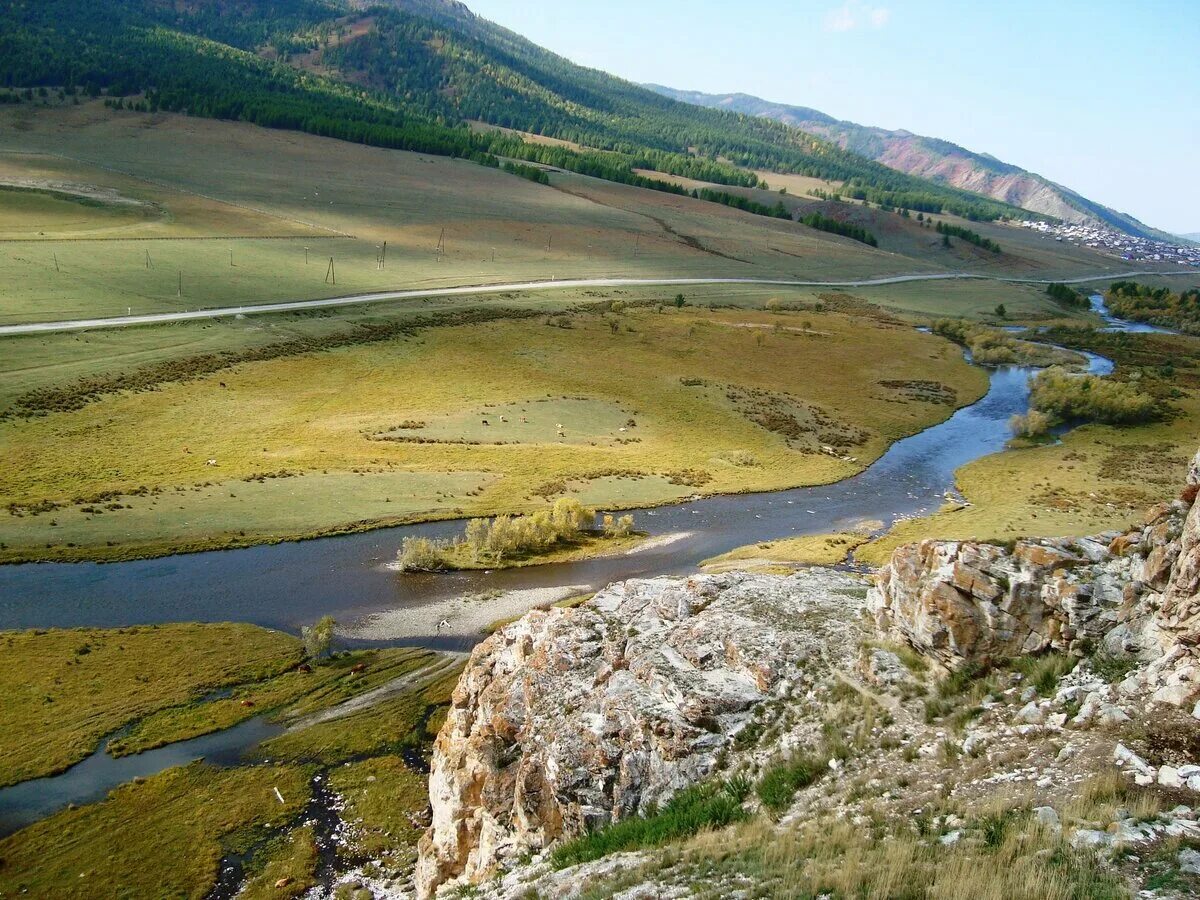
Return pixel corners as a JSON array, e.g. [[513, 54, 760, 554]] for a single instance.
[[463, 0, 1200, 235]]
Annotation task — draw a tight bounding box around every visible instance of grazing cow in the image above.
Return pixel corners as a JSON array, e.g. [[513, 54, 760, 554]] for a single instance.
[[350, 662, 367, 674], [206, 459, 218, 466], [482, 419, 490, 426]]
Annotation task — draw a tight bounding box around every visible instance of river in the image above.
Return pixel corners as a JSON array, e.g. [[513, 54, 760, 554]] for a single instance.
[[0, 301, 1129, 836], [0, 352, 1112, 649]]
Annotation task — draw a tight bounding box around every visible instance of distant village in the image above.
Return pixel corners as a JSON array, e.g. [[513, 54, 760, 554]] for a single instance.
[[1019, 219, 1200, 266]]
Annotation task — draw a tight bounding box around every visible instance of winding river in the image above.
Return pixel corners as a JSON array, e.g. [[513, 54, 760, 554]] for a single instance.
[[0, 298, 1138, 833], [0, 352, 1112, 647]]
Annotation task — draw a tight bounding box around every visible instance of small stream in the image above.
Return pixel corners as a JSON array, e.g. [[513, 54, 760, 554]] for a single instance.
[[0, 298, 1143, 840], [0, 715, 284, 836]]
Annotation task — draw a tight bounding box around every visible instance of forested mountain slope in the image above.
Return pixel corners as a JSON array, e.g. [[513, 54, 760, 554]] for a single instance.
[[0, 0, 1033, 222], [647, 84, 1174, 241]]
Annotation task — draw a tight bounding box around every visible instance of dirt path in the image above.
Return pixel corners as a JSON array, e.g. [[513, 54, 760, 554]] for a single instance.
[[283, 652, 465, 732]]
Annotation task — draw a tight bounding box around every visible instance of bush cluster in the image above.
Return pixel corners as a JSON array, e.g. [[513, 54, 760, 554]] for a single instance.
[[395, 497, 629, 571], [1029, 367, 1158, 426]]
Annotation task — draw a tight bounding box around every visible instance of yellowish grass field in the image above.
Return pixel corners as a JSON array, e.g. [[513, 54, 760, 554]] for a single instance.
[[0, 623, 301, 786], [0, 305, 987, 561], [0, 762, 313, 899], [0, 102, 1143, 326]]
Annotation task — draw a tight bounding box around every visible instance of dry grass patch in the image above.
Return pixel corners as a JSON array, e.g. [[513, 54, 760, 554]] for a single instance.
[[701, 532, 868, 572]]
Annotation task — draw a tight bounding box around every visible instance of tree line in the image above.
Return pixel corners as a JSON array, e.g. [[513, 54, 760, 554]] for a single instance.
[[935, 221, 1001, 253], [798, 213, 878, 247], [1046, 282, 1089, 309], [1106, 281, 1200, 334]]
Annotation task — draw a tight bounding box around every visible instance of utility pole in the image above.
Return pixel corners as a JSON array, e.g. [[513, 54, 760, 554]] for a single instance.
[[325, 257, 336, 285], [53, 252, 59, 272], [230, 248, 234, 267], [304, 247, 309, 265], [178, 270, 182, 297]]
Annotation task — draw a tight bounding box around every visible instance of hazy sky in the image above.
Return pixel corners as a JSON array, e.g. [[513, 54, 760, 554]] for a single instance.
[[464, 0, 1199, 235]]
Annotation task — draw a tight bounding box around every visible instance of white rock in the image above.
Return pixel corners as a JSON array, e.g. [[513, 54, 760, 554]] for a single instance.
[[939, 830, 962, 846], [1114, 743, 1154, 775], [1117, 675, 1142, 697], [1193, 699, 1200, 720], [1098, 706, 1131, 727], [1016, 702, 1045, 724], [1153, 683, 1194, 706], [1178, 765, 1200, 778], [1033, 807, 1061, 831], [1188, 775, 1200, 792], [1159, 766, 1183, 788], [1180, 847, 1200, 876], [1072, 829, 1113, 849], [1135, 773, 1156, 786]]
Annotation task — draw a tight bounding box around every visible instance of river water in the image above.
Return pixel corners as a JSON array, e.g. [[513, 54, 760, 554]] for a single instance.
[[0, 304, 1128, 835], [0, 352, 1111, 648]]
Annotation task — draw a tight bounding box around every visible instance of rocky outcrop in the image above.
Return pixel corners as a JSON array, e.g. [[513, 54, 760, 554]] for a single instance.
[[414, 569, 862, 897], [868, 536, 1123, 669], [869, 447, 1200, 707]]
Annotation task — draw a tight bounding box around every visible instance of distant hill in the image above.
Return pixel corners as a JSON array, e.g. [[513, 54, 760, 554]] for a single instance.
[[0, 0, 1036, 225], [645, 84, 1175, 242]]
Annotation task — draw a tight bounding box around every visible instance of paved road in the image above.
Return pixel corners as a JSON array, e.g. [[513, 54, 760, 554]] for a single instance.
[[1, 269, 1192, 336]]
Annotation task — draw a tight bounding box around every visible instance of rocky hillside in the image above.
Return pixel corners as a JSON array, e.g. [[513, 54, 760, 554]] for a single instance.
[[351, 447, 1200, 898], [646, 85, 1174, 242]]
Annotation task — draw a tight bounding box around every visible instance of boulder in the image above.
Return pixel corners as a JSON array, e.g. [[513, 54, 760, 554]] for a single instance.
[[867, 538, 1111, 670], [415, 570, 859, 897]]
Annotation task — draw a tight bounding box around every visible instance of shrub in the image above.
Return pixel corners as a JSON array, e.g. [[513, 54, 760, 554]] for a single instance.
[[756, 753, 826, 813], [395, 536, 447, 572], [1012, 653, 1076, 695], [551, 779, 749, 868], [301, 615, 336, 660], [1030, 367, 1157, 425], [1009, 409, 1053, 438]]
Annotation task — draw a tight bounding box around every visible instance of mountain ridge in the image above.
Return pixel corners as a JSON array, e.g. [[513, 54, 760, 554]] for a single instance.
[[645, 83, 1175, 242]]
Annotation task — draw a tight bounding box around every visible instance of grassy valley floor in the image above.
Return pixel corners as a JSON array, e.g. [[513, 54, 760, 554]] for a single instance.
[[0, 297, 992, 562]]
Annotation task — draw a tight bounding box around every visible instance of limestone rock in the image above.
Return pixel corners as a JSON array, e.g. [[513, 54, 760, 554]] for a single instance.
[[414, 570, 860, 898]]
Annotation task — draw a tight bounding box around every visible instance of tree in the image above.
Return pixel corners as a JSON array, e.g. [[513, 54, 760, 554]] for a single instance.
[[994, 304, 1007, 319], [674, 294, 686, 308], [942, 234, 952, 248], [302, 615, 336, 661]]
